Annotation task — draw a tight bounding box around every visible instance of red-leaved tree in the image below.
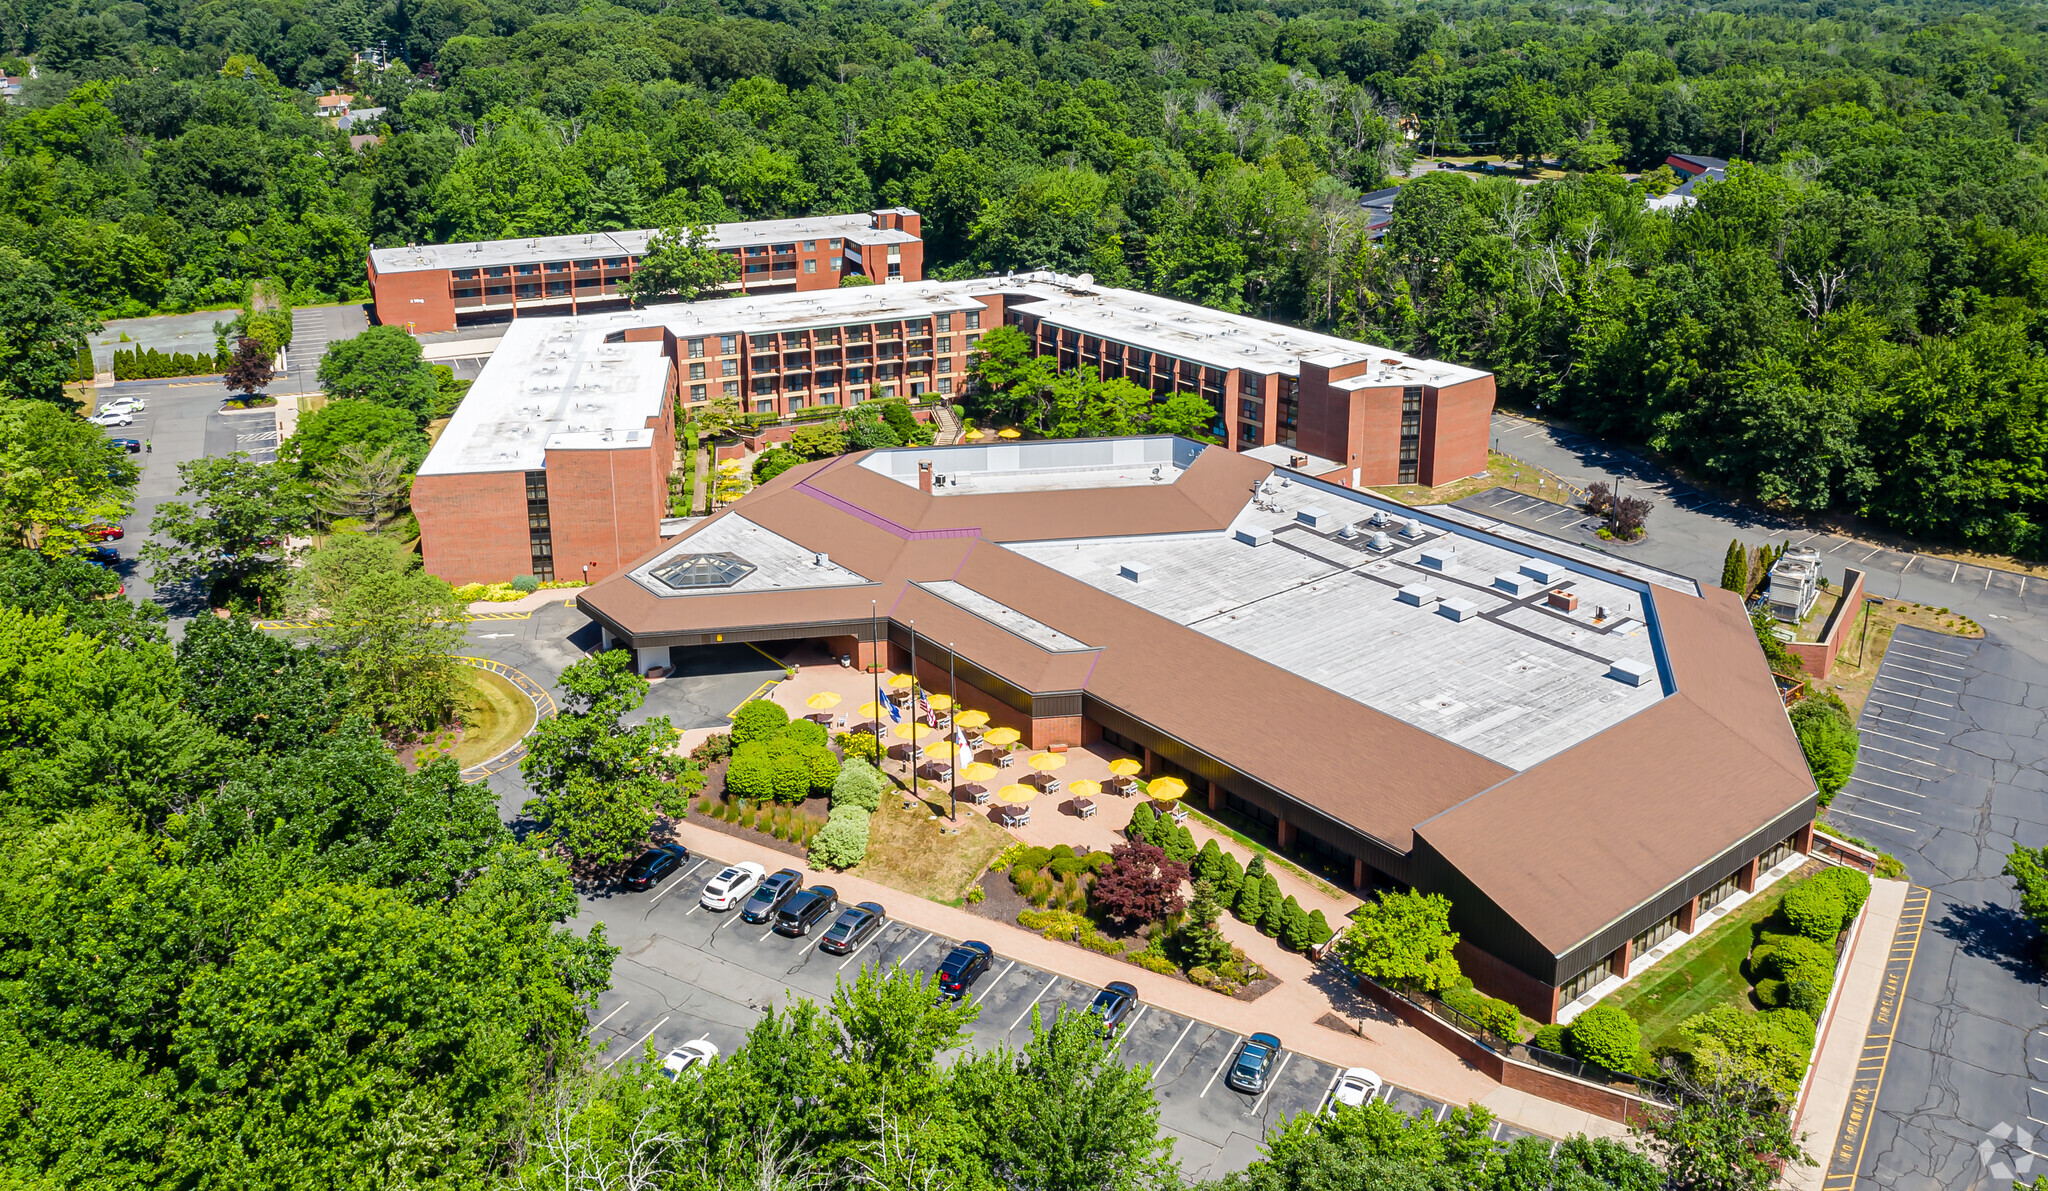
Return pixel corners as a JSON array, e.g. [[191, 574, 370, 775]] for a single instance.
[[1091, 841, 1189, 925]]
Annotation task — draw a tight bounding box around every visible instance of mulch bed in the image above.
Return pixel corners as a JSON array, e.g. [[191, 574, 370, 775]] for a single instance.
[[687, 809, 811, 861]]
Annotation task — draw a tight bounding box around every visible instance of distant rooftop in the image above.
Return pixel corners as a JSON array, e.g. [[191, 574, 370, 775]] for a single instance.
[[369, 212, 914, 275], [624, 514, 869, 599], [1008, 475, 1670, 770], [920, 581, 1093, 651], [858, 437, 1202, 495]]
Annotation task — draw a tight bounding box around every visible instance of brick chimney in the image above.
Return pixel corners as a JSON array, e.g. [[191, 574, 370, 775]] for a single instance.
[[918, 459, 934, 494]]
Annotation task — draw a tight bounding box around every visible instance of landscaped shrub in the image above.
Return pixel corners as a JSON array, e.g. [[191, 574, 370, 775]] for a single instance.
[[836, 730, 882, 765], [1216, 851, 1245, 900], [731, 699, 790, 745], [1235, 856, 1269, 921], [1307, 909, 1333, 946], [1754, 978, 1788, 1008], [810, 804, 871, 867], [1164, 823, 1198, 864], [1194, 839, 1224, 882], [1781, 881, 1850, 943], [1565, 1005, 1641, 1073], [804, 746, 841, 791], [1812, 865, 1872, 919], [691, 732, 733, 762], [780, 718, 827, 748], [1757, 935, 1833, 982], [1442, 982, 1522, 1040], [725, 746, 775, 800], [832, 757, 885, 812], [1133, 951, 1176, 975], [1255, 875, 1286, 936], [771, 753, 811, 801], [1128, 802, 1158, 842], [1530, 1023, 1569, 1053], [1681, 1005, 1814, 1098]]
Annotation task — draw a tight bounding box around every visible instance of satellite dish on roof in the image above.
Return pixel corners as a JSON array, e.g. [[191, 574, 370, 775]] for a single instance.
[[1076, 273, 1094, 287]]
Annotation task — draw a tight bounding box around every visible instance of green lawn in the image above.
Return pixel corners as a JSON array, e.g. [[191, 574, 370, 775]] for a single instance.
[[1605, 872, 1814, 1055]]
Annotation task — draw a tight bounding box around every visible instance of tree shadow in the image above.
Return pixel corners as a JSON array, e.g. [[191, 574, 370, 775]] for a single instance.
[[1929, 900, 2040, 979], [1303, 960, 1402, 1030]]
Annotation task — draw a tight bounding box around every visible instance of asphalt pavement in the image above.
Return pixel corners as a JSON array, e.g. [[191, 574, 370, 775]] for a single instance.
[[585, 842, 1548, 1180]]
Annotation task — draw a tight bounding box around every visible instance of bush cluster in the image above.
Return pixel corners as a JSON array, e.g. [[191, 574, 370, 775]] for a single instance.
[[1563, 1004, 1642, 1074], [810, 804, 872, 868], [1127, 806, 1334, 955], [724, 701, 841, 805], [450, 581, 527, 603], [113, 346, 230, 380], [1441, 980, 1523, 1041], [1006, 844, 1109, 913], [1780, 865, 1869, 943]]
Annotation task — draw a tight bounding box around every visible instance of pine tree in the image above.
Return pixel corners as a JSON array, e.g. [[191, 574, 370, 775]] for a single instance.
[[1217, 852, 1245, 901], [1194, 838, 1223, 883], [1257, 878, 1288, 936], [1281, 896, 1314, 950], [1235, 858, 1268, 921], [1721, 538, 1748, 596]]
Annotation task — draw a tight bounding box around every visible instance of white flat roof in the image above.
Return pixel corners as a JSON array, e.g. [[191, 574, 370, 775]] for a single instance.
[[370, 213, 913, 275], [417, 314, 668, 476], [858, 437, 1202, 495], [642, 282, 986, 340], [1006, 477, 1669, 770], [625, 515, 870, 598]]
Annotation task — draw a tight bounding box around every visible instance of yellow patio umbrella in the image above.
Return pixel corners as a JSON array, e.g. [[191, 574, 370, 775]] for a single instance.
[[996, 783, 1038, 804], [997, 428, 1022, 439], [960, 762, 1000, 783], [964, 428, 985, 441], [891, 721, 939, 742], [1068, 779, 1103, 798], [1146, 776, 1190, 801], [804, 691, 842, 710], [955, 709, 990, 729], [983, 727, 1021, 747], [887, 673, 918, 691], [926, 693, 954, 712], [859, 700, 890, 720], [1026, 751, 1066, 773], [923, 740, 968, 761], [1107, 757, 1143, 777]]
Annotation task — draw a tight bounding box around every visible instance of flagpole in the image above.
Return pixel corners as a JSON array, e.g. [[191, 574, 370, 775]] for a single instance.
[[948, 641, 958, 822], [871, 599, 880, 774], [908, 619, 918, 786]]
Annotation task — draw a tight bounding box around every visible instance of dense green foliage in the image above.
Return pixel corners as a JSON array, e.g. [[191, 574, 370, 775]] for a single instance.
[[1565, 1003, 1642, 1073], [13, 0, 2048, 543], [519, 649, 692, 864], [1792, 692, 1861, 804]]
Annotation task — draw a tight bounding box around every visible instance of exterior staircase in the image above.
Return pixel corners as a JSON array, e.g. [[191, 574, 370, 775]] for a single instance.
[[931, 400, 964, 445]]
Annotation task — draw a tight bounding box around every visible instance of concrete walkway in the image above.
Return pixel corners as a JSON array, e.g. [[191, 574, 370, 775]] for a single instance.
[[1786, 877, 1911, 1188], [658, 814, 1626, 1144]]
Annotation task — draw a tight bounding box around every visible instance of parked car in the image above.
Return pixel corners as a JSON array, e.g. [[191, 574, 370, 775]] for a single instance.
[[108, 438, 141, 453], [774, 886, 838, 937], [1326, 1067, 1383, 1113], [101, 396, 145, 414], [81, 545, 120, 568], [818, 902, 886, 955], [698, 862, 766, 911], [621, 843, 690, 891], [85, 409, 131, 427], [84, 524, 124, 541], [935, 941, 994, 1000], [1087, 981, 1139, 1036], [660, 1039, 720, 1080], [740, 868, 804, 923], [1225, 1033, 1283, 1094]]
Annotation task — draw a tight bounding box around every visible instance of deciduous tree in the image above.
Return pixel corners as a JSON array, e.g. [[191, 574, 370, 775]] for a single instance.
[[1090, 841, 1188, 925], [1333, 888, 1462, 992], [519, 650, 683, 865]]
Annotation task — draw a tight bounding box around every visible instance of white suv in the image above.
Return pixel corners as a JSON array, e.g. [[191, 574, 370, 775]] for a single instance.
[[86, 409, 132, 427], [101, 396, 146, 415], [698, 862, 766, 910]]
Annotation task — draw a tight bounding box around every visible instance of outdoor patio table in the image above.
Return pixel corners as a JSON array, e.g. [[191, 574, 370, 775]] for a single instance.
[[1073, 798, 1097, 819], [963, 784, 990, 804]]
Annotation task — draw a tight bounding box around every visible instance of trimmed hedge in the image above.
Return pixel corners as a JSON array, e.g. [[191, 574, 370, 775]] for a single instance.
[[1812, 865, 1872, 919], [731, 699, 790, 745], [1442, 982, 1522, 1040], [1781, 881, 1849, 943], [831, 757, 884, 812], [1566, 1004, 1641, 1073]]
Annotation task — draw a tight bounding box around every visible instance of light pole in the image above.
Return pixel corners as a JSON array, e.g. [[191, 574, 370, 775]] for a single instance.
[[947, 641, 958, 823]]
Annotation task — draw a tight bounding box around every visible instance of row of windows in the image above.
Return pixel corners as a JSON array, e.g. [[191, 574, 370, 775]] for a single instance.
[[448, 242, 853, 282]]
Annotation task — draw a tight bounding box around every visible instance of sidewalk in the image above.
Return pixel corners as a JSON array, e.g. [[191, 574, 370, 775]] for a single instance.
[[1785, 877, 1911, 1189], [659, 814, 1627, 1143]]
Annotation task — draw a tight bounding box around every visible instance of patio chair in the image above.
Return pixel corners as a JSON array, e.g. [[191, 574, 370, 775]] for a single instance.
[[1074, 798, 1097, 819]]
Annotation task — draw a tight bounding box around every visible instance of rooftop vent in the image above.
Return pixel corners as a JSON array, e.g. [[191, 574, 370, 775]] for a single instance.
[[1438, 597, 1479, 622], [1338, 523, 1358, 540], [1119, 562, 1152, 585], [1493, 572, 1540, 597], [1397, 584, 1438, 607], [1419, 546, 1455, 570], [1234, 527, 1272, 547], [1369, 531, 1392, 550], [1608, 658, 1654, 687], [1400, 517, 1426, 539], [1297, 505, 1336, 531], [814, 552, 830, 567], [1520, 561, 1569, 585]]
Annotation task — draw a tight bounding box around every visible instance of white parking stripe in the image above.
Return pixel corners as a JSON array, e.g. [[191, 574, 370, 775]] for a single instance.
[[591, 1001, 630, 1031], [1867, 714, 1946, 734], [1869, 699, 1950, 721], [1861, 547, 1884, 561], [1246, 1052, 1294, 1116], [1110, 1005, 1148, 1056], [1889, 645, 1967, 666], [1201, 1036, 1243, 1098], [836, 922, 891, 969], [1838, 790, 1922, 814], [1009, 976, 1060, 1031], [648, 860, 707, 906], [1863, 727, 1942, 746], [973, 960, 1017, 1006], [1153, 1019, 1197, 1082], [604, 1015, 670, 1068], [1316, 1070, 1343, 1115], [1860, 745, 1940, 766], [1874, 670, 1960, 691], [1827, 806, 1917, 832], [892, 930, 934, 969], [1857, 762, 1934, 782]]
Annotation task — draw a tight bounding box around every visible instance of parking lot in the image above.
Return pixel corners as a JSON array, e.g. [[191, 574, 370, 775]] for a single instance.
[[581, 844, 1548, 1179]]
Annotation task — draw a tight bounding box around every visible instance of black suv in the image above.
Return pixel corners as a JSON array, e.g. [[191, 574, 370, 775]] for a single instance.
[[819, 902, 886, 955], [621, 843, 691, 891], [1087, 981, 1139, 1036], [740, 869, 804, 923], [1225, 1033, 1282, 1094], [935, 941, 995, 999], [774, 886, 838, 937]]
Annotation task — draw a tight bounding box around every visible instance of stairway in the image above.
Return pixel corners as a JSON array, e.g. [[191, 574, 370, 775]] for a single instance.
[[931, 399, 964, 445]]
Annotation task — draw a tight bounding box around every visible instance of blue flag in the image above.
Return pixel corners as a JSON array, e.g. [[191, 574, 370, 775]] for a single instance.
[[888, 698, 901, 723]]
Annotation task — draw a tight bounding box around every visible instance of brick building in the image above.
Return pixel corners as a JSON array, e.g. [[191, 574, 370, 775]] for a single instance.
[[367, 209, 924, 334], [408, 271, 1493, 586]]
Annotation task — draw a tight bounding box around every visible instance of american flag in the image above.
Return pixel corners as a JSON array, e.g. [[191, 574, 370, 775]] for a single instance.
[[916, 690, 937, 726]]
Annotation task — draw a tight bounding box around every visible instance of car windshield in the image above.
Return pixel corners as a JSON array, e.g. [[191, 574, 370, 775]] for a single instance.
[[1238, 1048, 1268, 1073], [627, 855, 657, 875], [1089, 992, 1119, 1014]]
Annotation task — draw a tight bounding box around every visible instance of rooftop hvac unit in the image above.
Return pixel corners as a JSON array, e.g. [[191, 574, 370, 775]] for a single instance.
[[1369, 531, 1392, 551], [1401, 517, 1426, 539], [1297, 506, 1336, 531], [1234, 527, 1273, 547], [1369, 509, 1390, 527], [1493, 572, 1540, 597], [1520, 561, 1569, 585], [1338, 523, 1358, 540], [1119, 562, 1152, 584], [814, 552, 830, 567], [1608, 658, 1654, 687], [1397, 584, 1438, 607], [1437, 597, 1479, 622], [1419, 546, 1455, 570]]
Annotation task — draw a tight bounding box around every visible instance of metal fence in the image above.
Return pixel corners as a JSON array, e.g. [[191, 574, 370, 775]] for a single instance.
[[1385, 980, 1678, 1106]]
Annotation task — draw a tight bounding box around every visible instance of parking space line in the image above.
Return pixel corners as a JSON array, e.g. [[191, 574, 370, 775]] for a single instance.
[[1153, 1019, 1196, 1082], [591, 1001, 630, 1031], [1315, 1070, 1342, 1115], [973, 960, 1017, 1006], [1848, 775, 1926, 799], [1890, 643, 1967, 664], [1857, 762, 1935, 782], [1869, 699, 1950, 721], [1008, 976, 1060, 1031], [604, 1015, 670, 1068], [1875, 672, 1959, 691], [1826, 807, 1918, 832], [1839, 790, 1922, 814], [836, 924, 892, 970], [1245, 1052, 1293, 1117], [892, 930, 934, 970], [1110, 1005, 1148, 1056], [1861, 547, 1884, 561], [1863, 727, 1942, 747], [1200, 1037, 1241, 1098], [1867, 716, 1946, 735], [648, 860, 707, 906]]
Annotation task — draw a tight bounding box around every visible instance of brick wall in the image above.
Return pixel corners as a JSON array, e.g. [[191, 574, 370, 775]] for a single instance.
[[414, 469, 531, 585], [544, 441, 667, 585], [1419, 375, 1495, 487], [1455, 938, 1563, 1023], [370, 265, 456, 333], [1787, 568, 1865, 681]]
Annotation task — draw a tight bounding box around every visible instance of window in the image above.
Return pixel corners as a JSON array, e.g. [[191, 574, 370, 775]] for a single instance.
[[486, 284, 511, 296], [772, 243, 795, 254], [751, 334, 774, 351], [649, 552, 756, 590], [515, 283, 539, 298], [524, 471, 548, 503], [888, 263, 901, 277], [573, 277, 600, 290], [805, 260, 816, 273], [1633, 911, 1682, 958], [1699, 871, 1742, 913], [528, 511, 550, 530], [1558, 960, 1612, 1006], [1239, 399, 1262, 420], [966, 334, 980, 348], [452, 269, 478, 280], [454, 287, 479, 300], [937, 313, 952, 331], [721, 360, 737, 377], [887, 245, 900, 259], [803, 240, 816, 251], [937, 337, 951, 352], [723, 381, 739, 396], [545, 261, 569, 273], [575, 260, 599, 271], [514, 263, 538, 275], [745, 264, 769, 275], [529, 533, 552, 559], [967, 311, 981, 329], [1239, 422, 1262, 446], [544, 280, 568, 296], [689, 363, 705, 381], [938, 358, 951, 374], [484, 267, 509, 278], [690, 384, 705, 400], [830, 257, 841, 271], [603, 257, 627, 268], [828, 238, 841, 248], [1240, 373, 1262, 396], [687, 338, 705, 358], [720, 335, 737, 355], [1759, 833, 1800, 872], [937, 377, 951, 394], [755, 400, 775, 413]]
